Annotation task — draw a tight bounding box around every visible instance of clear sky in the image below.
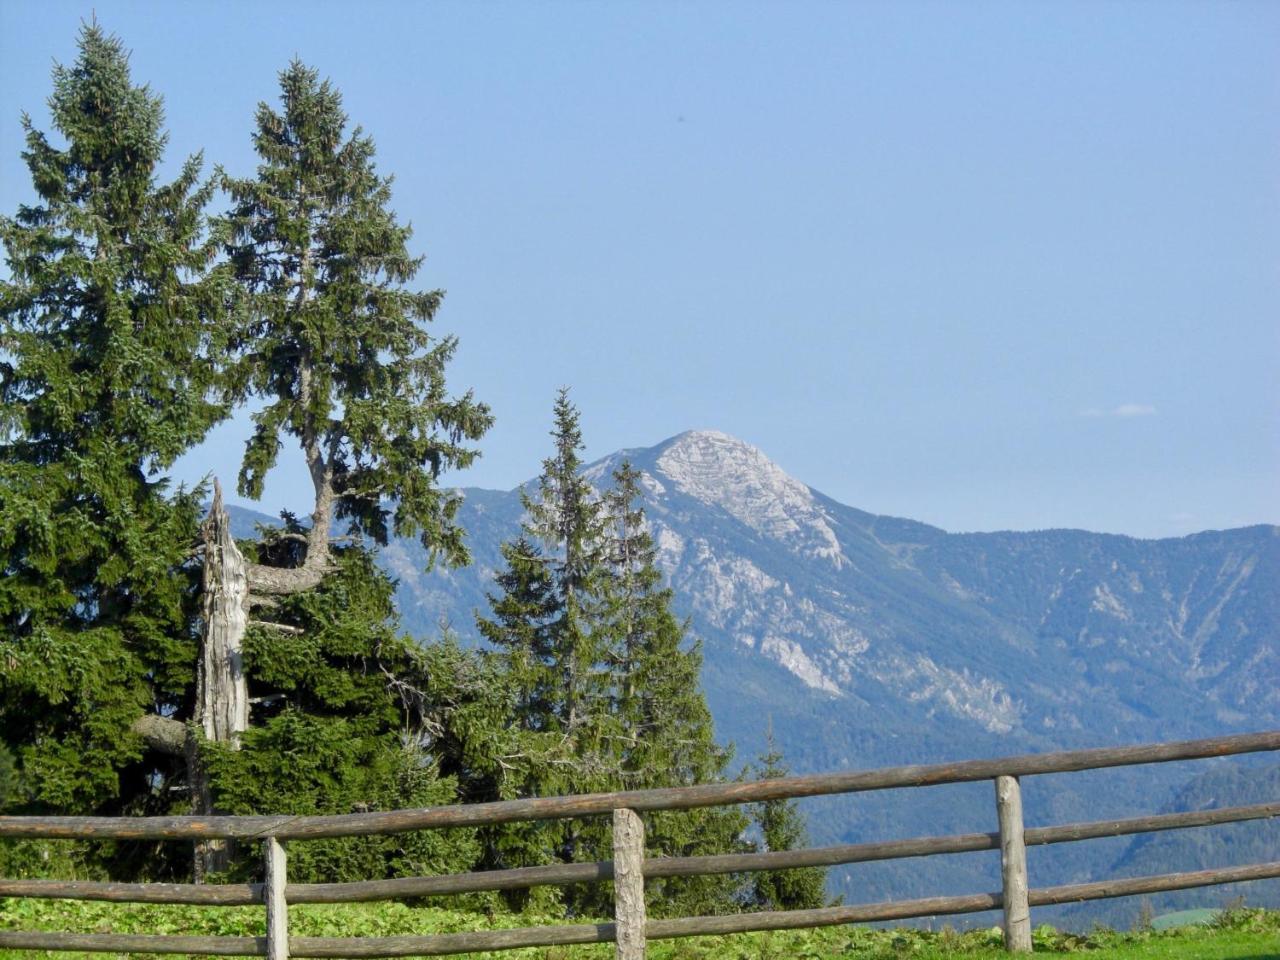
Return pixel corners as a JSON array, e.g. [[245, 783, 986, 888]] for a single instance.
[[3, 1, 1276, 538]]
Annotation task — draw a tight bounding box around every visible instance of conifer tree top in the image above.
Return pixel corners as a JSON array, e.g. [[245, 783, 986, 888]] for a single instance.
[[1, 21, 222, 471], [220, 61, 491, 570]]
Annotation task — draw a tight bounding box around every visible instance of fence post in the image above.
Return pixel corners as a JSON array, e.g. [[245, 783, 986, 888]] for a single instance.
[[994, 775, 1032, 952], [613, 807, 646, 960], [264, 836, 289, 960]]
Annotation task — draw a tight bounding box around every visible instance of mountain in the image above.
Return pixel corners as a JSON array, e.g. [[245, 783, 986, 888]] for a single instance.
[[228, 429, 1280, 925], [385, 429, 1275, 753]]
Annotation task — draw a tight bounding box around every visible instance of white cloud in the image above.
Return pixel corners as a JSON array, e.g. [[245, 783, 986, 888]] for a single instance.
[[1078, 403, 1158, 419], [1113, 403, 1157, 418]]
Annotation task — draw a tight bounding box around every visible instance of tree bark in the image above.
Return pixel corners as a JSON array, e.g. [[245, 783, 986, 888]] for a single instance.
[[131, 715, 188, 756], [264, 837, 290, 960], [192, 480, 251, 879], [241, 349, 336, 597], [245, 561, 328, 595], [198, 481, 250, 745], [995, 775, 1032, 952], [612, 808, 647, 960]]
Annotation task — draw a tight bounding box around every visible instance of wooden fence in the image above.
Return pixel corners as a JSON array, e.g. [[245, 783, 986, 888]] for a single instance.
[[1, 730, 1278, 958]]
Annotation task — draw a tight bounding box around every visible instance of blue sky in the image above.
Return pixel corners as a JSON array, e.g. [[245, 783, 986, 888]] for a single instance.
[[2, 1, 1276, 538]]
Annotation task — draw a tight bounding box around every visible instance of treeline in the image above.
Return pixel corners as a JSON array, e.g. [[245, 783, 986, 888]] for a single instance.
[[0, 26, 822, 918]]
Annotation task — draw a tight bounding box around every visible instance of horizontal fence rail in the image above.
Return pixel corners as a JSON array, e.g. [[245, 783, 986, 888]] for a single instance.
[[1, 730, 1277, 959], [5, 799, 1277, 906], [3, 730, 1276, 842]]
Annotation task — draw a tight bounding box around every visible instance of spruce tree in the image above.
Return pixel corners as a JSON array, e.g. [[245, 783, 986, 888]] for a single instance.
[[600, 461, 748, 915], [0, 745, 16, 812], [0, 35, 494, 886], [479, 390, 616, 770], [749, 731, 827, 911], [476, 391, 620, 905], [0, 25, 223, 874], [519, 390, 613, 747], [480, 401, 748, 916]]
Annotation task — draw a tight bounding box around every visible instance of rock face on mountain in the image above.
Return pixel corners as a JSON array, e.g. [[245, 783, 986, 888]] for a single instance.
[[230, 429, 1279, 922]]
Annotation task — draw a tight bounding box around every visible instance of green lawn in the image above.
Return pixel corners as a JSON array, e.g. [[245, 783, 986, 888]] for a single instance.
[[1, 900, 1277, 959]]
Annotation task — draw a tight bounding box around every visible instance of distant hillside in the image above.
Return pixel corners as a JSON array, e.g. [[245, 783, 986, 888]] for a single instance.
[[226, 429, 1280, 926], [1061, 763, 1280, 930]]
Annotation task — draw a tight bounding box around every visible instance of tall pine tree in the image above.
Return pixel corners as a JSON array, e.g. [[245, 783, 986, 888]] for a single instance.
[[479, 397, 748, 916], [0, 25, 224, 877], [517, 390, 613, 750], [477, 390, 620, 905]]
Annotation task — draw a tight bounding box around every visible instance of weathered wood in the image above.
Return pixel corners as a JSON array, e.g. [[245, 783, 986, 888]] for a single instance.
[[245, 561, 328, 596], [613, 808, 646, 960], [198, 480, 251, 746], [1026, 801, 1280, 846], [646, 799, 1280, 880], [647, 832, 997, 879], [648, 892, 1004, 940], [647, 861, 1280, 943], [251, 620, 305, 634], [4, 730, 1276, 840], [291, 798, 1277, 901], [995, 775, 1031, 952], [0, 878, 261, 904], [294, 800, 1280, 902], [193, 481, 251, 879], [1030, 859, 1280, 906], [265, 837, 289, 960], [0, 932, 264, 955], [289, 861, 612, 903], [131, 713, 190, 756], [3, 731, 1277, 960]]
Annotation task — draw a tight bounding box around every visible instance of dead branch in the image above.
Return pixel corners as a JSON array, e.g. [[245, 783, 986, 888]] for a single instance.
[[249, 620, 304, 635]]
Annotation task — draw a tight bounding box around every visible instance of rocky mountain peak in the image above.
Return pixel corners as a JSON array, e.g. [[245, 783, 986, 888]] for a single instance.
[[652, 430, 846, 566]]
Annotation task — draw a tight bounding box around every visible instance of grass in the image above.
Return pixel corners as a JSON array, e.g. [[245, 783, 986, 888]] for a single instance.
[[0, 900, 1277, 959]]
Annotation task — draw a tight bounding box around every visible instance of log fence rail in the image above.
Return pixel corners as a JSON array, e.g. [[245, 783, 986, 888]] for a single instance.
[[0, 731, 1277, 958]]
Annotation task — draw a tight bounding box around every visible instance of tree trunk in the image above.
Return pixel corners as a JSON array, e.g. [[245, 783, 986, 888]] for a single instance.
[[241, 352, 335, 597], [192, 479, 250, 880]]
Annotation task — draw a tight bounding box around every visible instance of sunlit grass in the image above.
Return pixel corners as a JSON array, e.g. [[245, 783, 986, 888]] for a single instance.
[[1, 900, 1277, 959]]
